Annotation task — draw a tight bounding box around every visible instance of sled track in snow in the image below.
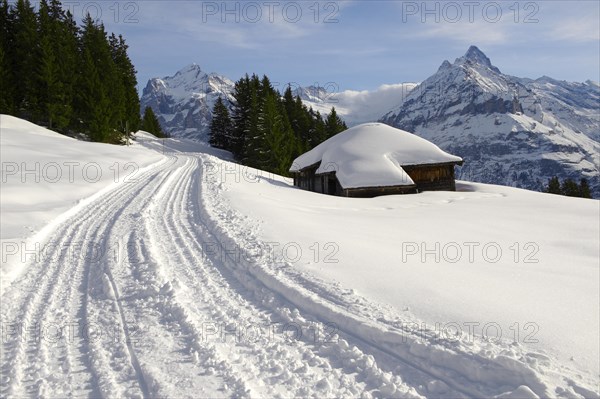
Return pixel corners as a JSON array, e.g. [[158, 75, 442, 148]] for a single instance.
[[194, 154, 555, 399], [157, 154, 485, 398], [1, 157, 175, 397], [1, 154, 431, 398], [141, 155, 432, 398], [1, 152, 558, 398]]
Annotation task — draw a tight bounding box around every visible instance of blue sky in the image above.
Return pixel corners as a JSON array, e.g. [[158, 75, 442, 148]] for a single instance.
[[76, 1, 600, 92]]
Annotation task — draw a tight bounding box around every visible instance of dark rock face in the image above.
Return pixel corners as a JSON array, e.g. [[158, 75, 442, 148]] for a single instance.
[[380, 46, 600, 197]]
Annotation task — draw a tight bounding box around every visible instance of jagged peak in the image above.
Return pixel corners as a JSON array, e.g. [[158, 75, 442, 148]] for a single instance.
[[176, 63, 202, 74], [169, 63, 208, 85], [455, 45, 501, 73], [465, 46, 490, 64]]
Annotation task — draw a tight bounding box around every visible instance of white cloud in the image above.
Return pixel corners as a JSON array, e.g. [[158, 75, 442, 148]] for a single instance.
[[306, 83, 419, 125]]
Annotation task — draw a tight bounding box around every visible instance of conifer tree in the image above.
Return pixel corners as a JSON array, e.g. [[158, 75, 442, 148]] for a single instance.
[[141, 106, 165, 138], [243, 74, 261, 164], [36, 0, 69, 129], [1, 0, 138, 143], [12, 0, 38, 118], [561, 179, 580, 197], [282, 86, 296, 124], [55, 6, 79, 131], [209, 97, 232, 150], [545, 176, 562, 195], [269, 98, 296, 175], [0, 42, 10, 113], [76, 15, 120, 142], [244, 75, 275, 168], [313, 110, 327, 144], [579, 178, 592, 198], [226, 74, 353, 173], [293, 95, 312, 147], [0, 0, 14, 114], [230, 74, 252, 159], [109, 33, 139, 134], [325, 107, 347, 139]]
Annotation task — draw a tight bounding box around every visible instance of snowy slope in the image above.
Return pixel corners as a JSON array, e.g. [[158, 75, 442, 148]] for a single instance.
[[0, 115, 164, 288], [1, 117, 598, 398], [380, 46, 600, 197], [139, 64, 235, 141], [209, 156, 600, 397]]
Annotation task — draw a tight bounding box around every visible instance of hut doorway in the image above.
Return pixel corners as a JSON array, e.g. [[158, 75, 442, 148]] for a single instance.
[[327, 175, 337, 195]]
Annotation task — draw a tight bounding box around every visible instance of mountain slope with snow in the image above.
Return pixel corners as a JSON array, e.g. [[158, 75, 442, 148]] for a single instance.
[[380, 46, 600, 197], [139, 64, 235, 141], [140, 65, 417, 140], [1, 116, 598, 398]]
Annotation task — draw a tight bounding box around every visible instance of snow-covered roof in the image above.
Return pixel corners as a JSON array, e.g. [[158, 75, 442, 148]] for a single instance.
[[289, 123, 463, 189]]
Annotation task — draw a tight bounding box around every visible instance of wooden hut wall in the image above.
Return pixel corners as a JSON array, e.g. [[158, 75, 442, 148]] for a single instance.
[[294, 163, 459, 196], [344, 185, 417, 198], [403, 164, 456, 191]]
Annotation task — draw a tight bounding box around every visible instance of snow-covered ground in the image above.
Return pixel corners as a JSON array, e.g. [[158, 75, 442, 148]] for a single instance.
[[1, 115, 598, 398], [0, 116, 164, 288]]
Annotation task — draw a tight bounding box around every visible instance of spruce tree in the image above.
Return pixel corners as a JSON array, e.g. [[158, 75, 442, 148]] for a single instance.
[[546, 176, 562, 195], [1, 0, 138, 143], [0, 0, 14, 114], [270, 98, 296, 175], [76, 15, 119, 142], [243, 74, 261, 164], [325, 107, 347, 139], [109, 33, 139, 134], [244, 75, 274, 168], [293, 95, 312, 147], [313, 110, 327, 144], [252, 90, 277, 169], [12, 0, 38, 119], [228, 74, 351, 174], [55, 6, 78, 131], [141, 106, 165, 138], [230, 74, 252, 160], [579, 178, 592, 198], [0, 41, 10, 113], [36, 0, 69, 129], [282, 86, 296, 125], [209, 97, 232, 150], [561, 179, 580, 197]]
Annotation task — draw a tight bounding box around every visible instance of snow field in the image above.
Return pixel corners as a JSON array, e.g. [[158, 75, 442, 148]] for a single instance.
[[206, 156, 599, 397], [1, 117, 598, 398]]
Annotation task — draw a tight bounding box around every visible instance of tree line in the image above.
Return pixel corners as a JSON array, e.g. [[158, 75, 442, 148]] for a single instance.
[[0, 0, 140, 143], [209, 74, 347, 176], [545, 176, 592, 199]]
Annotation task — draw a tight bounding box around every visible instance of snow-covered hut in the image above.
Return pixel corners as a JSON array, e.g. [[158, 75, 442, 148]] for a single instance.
[[289, 123, 464, 197]]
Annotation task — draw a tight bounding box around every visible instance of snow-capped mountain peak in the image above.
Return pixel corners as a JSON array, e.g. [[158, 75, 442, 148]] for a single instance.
[[380, 45, 600, 197], [176, 62, 202, 74], [456, 45, 500, 72], [140, 64, 234, 140]]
